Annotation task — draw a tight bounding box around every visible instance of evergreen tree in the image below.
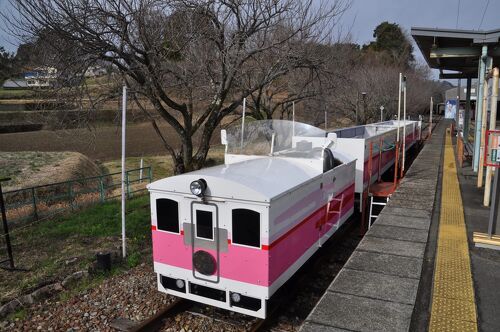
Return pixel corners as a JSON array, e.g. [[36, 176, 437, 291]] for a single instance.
[[363, 21, 414, 66], [0, 47, 14, 83]]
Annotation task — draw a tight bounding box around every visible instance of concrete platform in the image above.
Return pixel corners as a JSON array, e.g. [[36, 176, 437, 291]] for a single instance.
[[445, 145, 500, 331], [300, 121, 446, 332], [412, 128, 500, 332], [302, 121, 500, 331]]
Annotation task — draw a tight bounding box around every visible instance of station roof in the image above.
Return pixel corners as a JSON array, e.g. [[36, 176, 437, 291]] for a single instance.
[[411, 27, 500, 79]]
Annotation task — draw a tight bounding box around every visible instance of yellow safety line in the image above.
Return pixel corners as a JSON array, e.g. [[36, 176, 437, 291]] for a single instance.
[[429, 132, 478, 331]]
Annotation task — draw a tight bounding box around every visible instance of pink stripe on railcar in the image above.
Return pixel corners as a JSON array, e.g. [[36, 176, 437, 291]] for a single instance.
[[268, 185, 354, 284], [152, 184, 354, 287]]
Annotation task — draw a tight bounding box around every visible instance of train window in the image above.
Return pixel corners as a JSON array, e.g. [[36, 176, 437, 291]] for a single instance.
[[196, 210, 214, 240], [156, 198, 179, 233], [232, 209, 260, 247]]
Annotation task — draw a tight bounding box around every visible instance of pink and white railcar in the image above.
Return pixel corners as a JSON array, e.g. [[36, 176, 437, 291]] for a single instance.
[[330, 120, 421, 196], [147, 120, 356, 318]]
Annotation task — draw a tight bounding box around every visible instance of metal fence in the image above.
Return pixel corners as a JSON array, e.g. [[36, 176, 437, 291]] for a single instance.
[[2, 166, 152, 226]]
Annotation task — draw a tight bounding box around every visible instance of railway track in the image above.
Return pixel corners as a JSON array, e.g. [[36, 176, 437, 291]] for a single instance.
[[126, 214, 360, 332], [129, 298, 191, 332], [121, 127, 439, 332]]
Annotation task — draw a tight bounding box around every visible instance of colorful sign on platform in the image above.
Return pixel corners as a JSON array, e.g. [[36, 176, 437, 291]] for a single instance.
[[485, 130, 500, 167], [445, 100, 457, 119]]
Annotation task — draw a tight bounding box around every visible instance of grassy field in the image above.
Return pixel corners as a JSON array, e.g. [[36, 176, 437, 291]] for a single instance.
[[0, 88, 34, 100], [0, 195, 151, 304], [102, 145, 226, 181], [0, 145, 225, 304], [0, 123, 183, 161], [0, 151, 102, 191]]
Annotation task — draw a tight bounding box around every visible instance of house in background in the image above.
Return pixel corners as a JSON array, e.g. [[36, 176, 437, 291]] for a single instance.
[[84, 65, 107, 78], [24, 67, 57, 88], [2, 78, 28, 89]]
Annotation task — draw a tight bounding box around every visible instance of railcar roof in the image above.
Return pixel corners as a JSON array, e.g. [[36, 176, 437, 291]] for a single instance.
[[148, 157, 321, 202], [331, 120, 419, 139]]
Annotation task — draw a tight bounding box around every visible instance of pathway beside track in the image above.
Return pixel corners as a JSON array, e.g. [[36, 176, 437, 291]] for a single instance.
[[428, 131, 477, 331], [300, 121, 446, 332]]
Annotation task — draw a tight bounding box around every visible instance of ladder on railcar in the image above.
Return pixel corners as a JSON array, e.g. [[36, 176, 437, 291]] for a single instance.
[[368, 195, 390, 229], [366, 181, 396, 230]]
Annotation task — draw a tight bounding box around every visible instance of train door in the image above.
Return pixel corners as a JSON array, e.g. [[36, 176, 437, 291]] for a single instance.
[[191, 202, 220, 283]]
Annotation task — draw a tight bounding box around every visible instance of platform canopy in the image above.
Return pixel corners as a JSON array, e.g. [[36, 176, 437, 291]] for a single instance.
[[411, 27, 500, 79]]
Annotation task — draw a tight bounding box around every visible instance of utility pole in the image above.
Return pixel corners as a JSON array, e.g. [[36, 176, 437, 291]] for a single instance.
[[356, 93, 359, 125], [361, 92, 367, 125], [380, 106, 385, 122], [429, 96, 433, 137], [240, 97, 246, 150], [474, 45, 489, 172], [484, 68, 499, 206], [324, 110, 327, 130], [121, 85, 127, 258], [401, 77, 407, 178], [394, 73, 403, 187]]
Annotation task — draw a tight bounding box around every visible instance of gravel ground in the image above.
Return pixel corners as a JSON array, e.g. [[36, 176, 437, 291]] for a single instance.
[[1, 264, 172, 331], [1, 225, 360, 332], [157, 227, 361, 332]]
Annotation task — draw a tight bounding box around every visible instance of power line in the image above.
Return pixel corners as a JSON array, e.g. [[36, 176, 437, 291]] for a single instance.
[[478, 0, 490, 30], [456, 0, 461, 29]]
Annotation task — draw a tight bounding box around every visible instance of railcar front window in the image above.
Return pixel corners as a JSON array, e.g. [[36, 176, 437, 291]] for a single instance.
[[232, 209, 260, 247], [156, 198, 179, 233], [225, 120, 327, 157], [196, 210, 214, 240]]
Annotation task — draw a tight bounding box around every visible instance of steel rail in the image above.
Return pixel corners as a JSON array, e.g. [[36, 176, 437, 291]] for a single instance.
[[131, 298, 191, 332]]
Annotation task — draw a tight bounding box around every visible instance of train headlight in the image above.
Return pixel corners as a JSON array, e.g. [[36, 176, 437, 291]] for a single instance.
[[190, 179, 207, 197], [175, 279, 185, 289], [231, 292, 241, 303]]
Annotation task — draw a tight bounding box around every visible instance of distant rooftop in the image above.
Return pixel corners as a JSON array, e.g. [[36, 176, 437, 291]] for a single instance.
[[2, 79, 28, 89]]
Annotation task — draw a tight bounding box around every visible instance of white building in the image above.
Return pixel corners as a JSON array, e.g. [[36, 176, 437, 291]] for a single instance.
[[24, 67, 57, 88], [84, 65, 107, 78]]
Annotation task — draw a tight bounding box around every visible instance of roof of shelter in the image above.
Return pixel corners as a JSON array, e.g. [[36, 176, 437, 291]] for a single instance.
[[411, 27, 500, 79]]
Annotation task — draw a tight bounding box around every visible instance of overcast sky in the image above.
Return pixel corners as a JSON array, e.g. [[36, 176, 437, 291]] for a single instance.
[[1, 0, 499, 65], [342, 0, 498, 44]]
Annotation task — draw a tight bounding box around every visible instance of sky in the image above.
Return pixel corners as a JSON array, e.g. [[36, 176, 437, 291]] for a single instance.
[[338, 0, 500, 65], [1, 0, 499, 68]]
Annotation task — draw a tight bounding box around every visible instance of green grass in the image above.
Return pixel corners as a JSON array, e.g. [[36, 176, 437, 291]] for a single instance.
[[103, 156, 174, 181], [32, 195, 150, 239], [0, 195, 152, 303], [6, 308, 27, 321], [1, 149, 226, 306], [0, 88, 34, 99]]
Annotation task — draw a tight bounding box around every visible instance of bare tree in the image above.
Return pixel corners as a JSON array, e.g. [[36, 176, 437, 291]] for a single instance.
[[7, 0, 350, 173], [319, 41, 443, 126]]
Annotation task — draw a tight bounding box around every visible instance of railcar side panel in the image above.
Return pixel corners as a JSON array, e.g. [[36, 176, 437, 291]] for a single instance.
[[267, 160, 356, 293]]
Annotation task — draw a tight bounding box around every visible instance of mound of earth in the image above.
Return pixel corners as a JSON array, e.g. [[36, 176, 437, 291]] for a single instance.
[[0, 151, 102, 191]]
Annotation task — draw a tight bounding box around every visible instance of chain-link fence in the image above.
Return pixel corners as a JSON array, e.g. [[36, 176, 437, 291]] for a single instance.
[[0, 167, 152, 288], [2, 167, 152, 226]]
